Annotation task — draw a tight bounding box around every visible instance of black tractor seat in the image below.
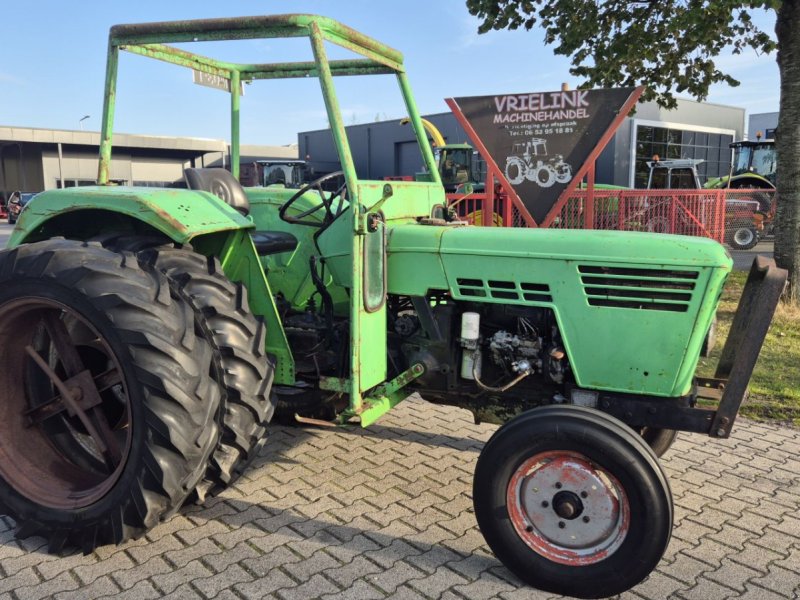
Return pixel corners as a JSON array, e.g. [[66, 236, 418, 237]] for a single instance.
[[184, 167, 299, 257]]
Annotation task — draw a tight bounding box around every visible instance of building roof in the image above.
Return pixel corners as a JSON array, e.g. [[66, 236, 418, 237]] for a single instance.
[[0, 125, 298, 159]]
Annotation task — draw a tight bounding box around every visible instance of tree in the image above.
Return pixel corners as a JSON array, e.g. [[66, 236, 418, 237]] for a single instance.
[[467, 0, 799, 301]]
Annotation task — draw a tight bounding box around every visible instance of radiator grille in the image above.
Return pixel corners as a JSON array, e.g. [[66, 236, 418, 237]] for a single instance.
[[456, 278, 552, 303], [578, 265, 697, 312]]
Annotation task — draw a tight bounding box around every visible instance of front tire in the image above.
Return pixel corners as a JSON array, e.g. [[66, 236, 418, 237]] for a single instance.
[[473, 405, 672, 598], [0, 239, 220, 553], [727, 227, 758, 250]]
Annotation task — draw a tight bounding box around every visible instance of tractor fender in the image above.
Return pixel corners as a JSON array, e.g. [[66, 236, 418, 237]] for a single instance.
[[7, 186, 253, 248]]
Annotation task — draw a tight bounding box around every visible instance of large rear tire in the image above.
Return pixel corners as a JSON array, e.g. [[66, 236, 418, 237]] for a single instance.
[[132, 244, 275, 499], [473, 405, 673, 598], [0, 239, 220, 553]]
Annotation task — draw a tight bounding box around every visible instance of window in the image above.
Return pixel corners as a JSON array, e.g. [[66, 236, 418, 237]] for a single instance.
[[634, 124, 735, 188]]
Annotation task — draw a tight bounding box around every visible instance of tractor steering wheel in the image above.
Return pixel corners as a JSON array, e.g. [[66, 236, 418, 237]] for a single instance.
[[278, 171, 347, 228]]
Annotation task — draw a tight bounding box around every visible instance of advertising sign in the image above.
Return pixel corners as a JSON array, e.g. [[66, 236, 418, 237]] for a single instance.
[[449, 88, 638, 223]]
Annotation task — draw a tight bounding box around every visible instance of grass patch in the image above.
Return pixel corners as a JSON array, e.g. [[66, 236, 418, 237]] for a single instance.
[[697, 270, 800, 426]]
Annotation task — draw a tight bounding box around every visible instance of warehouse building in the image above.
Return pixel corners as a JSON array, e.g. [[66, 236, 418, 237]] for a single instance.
[[0, 125, 297, 201], [298, 97, 745, 189], [748, 112, 778, 140]]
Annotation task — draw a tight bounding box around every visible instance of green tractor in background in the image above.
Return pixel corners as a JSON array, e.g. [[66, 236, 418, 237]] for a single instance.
[[706, 137, 777, 191], [0, 15, 787, 599]]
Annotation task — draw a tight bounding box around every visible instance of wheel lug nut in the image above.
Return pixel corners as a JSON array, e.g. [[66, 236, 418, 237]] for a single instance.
[[580, 491, 588, 498], [558, 521, 565, 529], [583, 516, 590, 523], [555, 482, 563, 489]]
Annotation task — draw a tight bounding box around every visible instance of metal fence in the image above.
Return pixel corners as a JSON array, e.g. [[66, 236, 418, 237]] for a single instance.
[[449, 188, 776, 249]]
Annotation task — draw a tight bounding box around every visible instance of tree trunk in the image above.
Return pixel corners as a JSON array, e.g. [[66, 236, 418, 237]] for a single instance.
[[774, 0, 800, 303]]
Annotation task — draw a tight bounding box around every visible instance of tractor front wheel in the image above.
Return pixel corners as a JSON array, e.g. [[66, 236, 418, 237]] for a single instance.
[[727, 227, 759, 250], [0, 239, 220, 553], [473, 405, 672, 598]]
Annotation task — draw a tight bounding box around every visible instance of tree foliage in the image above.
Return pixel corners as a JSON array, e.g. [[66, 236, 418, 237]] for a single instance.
[[466, 0, 778, 108], [468, 0, 800, 304]]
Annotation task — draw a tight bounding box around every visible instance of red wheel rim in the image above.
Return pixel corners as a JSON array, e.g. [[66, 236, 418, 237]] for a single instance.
[[506, 450, 630, 566]]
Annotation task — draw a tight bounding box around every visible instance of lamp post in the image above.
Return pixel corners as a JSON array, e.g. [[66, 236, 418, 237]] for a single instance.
[[79, 115, 90, 131]]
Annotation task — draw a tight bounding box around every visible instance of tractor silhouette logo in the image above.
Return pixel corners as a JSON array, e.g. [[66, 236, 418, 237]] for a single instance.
[[504, 138, 572, 188]]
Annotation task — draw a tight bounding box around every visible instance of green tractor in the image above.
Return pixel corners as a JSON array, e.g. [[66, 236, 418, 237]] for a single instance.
[[0, 15, 786, 599], [706, 138, 777, 191]]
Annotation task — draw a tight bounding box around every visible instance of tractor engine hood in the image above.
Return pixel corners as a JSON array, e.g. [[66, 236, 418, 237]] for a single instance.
[[386, 224, 732, 399], [386, 225, 732, 298]]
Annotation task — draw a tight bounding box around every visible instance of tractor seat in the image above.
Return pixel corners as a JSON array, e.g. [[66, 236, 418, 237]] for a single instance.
[[184, 167, 298, 256], [184, 168, 251, 216], [251, 231, 298, 256]]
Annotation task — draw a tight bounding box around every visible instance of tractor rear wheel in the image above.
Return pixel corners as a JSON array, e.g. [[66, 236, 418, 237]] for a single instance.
[[132, 244, 275, 499], [0, 239, 220, 553], [473, 405, 672, 598]]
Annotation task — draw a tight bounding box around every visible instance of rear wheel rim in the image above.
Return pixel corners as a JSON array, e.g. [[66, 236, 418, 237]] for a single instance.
[[506, 450, 630, 566], [0, 298, 132, 509]]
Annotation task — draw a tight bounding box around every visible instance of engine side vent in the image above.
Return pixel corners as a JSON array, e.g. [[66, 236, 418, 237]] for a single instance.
[[456, 278, 552, 303], [578, 265, 697, 312]]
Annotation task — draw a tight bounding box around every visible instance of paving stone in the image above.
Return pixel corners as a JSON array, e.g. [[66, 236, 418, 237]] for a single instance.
[[705, 558, 764, 593], [451, 571, 519, 600], [366, 560, 427, 594], [323, 554, 383, 588], [407, 565, 470, 597], [233, 569, 297, 599], [0, 567, 40, 595], [751, 563, 800, 598], [735, 584, 794, 600], [150, 559, 213, 595], [111, 555, 173, 590], [628, 571, 691, 600], [73, 551, 135, 584], [677, 578, 738, 600], [98, 579, 162, 600], [192, 563, 254, 598], [318, 579, 384, 600], [276, 573, 340, 600], [159, 583, 204, 599], [53, 575, 120, 600], [14, 571, 78, 600], [0, 407, 796, 600], [282, 548, 342, 581]]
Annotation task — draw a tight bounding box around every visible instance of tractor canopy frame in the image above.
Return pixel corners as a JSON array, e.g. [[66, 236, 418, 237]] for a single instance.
[[97, 14, 444, 418], [98, 14, 441, 188]]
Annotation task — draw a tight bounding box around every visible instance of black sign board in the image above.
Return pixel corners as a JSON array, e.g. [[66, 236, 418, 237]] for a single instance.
[[451, 88, 637, 223]]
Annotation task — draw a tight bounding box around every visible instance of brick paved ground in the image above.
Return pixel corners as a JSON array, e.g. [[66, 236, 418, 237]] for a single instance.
[[0, 396, 797, 600]]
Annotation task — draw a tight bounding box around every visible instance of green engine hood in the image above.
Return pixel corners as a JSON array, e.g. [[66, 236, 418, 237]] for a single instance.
[[386, 224, 731, 398]]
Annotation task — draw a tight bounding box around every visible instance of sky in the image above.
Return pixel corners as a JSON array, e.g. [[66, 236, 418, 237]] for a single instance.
[[0, 0, 781, 146]]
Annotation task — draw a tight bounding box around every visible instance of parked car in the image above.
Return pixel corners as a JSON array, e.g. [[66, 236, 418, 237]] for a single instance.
[[7, 191, 37, 224]]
